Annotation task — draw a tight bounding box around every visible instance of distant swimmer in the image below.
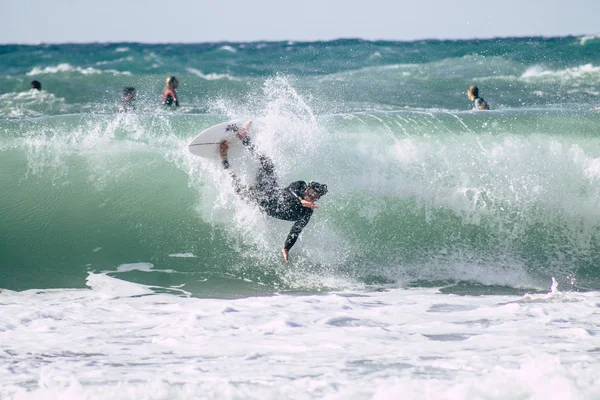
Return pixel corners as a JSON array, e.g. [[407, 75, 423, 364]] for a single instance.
[[219, 121, 328, 262], [118, 86, 136, 112], [162, 76, 179, 107], [30, 80, 42, 91], [467, 85, 490, 110]]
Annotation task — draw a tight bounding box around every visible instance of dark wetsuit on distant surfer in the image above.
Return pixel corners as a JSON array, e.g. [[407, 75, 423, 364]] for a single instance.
[[118, 86, 136, 113], [162, 88, 178, 107], [219, 121, 328, 262]]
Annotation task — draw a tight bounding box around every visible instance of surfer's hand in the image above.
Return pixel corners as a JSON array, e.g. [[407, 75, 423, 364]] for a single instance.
[[282, 248, 289, 262], [301, 199, 318, 209], [236, 120, 252, 140], [219, 140, 229, 160]]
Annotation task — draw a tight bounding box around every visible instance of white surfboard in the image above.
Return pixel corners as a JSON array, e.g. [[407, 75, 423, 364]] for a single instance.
[[188, 119, 248, 158]]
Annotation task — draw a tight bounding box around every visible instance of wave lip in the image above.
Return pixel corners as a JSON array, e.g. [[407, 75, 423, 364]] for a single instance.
[[579, 34, 600, 46], [219, 45, 237, 53], [186, 67, 240, 81], [521, 64, 600, 81], [26, 63, 131, 76]]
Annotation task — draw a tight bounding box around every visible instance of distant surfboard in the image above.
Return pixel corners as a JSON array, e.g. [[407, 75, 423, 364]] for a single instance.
[[188, 120, 245, 158]]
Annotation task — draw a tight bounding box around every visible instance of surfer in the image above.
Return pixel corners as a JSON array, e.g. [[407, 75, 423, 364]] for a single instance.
[[118, 86, 136, 112], [30, 80, 42, 91], [219, 121, 328, 262], [467, 85, 490, 110], [162, 76, 179, 107]]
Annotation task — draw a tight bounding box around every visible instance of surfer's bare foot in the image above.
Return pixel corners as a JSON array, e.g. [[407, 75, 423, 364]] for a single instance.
[[282, 248, 289, 263], [219, 140, 229, 160], [235, 120, 252, 141]]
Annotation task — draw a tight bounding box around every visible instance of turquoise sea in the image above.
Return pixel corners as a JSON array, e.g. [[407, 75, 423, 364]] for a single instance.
[[2, 36, 600, 399]]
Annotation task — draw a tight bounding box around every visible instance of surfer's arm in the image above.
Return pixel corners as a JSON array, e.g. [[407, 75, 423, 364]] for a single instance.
[[220, 140, 249, 197], [288, 187, 302, 201], [283, 212, 311, 252]]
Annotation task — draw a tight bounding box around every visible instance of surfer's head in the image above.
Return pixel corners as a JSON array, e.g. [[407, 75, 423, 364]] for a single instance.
[[30, 80, 42, 91], [166, 76, 179, 89], [123, 87, 136, 101], [467, 85, 479, 100], [305, 182, 328, 201]]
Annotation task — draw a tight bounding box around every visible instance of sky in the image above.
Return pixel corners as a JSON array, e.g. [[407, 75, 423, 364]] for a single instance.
[[1, 0, 598, 43]]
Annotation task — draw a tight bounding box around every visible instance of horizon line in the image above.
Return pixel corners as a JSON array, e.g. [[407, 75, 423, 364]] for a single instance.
[[1, 33, 598, 46]]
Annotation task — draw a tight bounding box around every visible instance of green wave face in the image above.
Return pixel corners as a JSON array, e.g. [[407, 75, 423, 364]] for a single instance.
[[2, 37, 600, 295], [2, 107, 600, 294]]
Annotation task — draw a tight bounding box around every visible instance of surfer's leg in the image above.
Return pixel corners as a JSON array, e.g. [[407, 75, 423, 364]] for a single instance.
[[229, 123, 279, 199], [254, 153, 278, 193], [232, 127, 279, 193], [231, 173, 250, 197], [234, 121, 262, 159], [238, 134, 260, 157]]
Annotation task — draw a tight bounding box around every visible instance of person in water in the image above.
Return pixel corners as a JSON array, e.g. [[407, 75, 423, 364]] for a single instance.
[[162, 76, 179, 107], [467, 85, 490, 110], [118, 86, 136, 112], [219, 121, 328, 262], [30, 80, 42, 91]]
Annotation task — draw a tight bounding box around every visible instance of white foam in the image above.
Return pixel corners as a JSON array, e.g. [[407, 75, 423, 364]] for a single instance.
[[26, 63, 131, 76], [168, 253, 197, 258], [185, 67, 240, 81], [585, 157, 600, 180], [109, 263, 176, 275], [85, 272, 153, 297], [0, 89, 67, 118], [1, 286, 600, 399], [521, 64, 600, 81], [579, 34, 600, 46], [95, 56, 133, 66], [218, 45, 237, 53], [115, 262, 154, 272]]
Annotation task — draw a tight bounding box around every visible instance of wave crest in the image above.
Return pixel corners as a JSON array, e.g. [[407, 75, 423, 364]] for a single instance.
[[27, 63, 131, 76]]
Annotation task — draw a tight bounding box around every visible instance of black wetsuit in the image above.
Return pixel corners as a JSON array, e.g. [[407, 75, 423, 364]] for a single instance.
[[472, 97, 490, 110], [162, 89, 179, 107], [223, 139, 313, 251], [164, 93, 178, 107], [117, 100, 135, 113]]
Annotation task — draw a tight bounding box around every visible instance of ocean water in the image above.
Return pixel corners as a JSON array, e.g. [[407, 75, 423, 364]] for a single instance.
[[2, 36, 600, 399]]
